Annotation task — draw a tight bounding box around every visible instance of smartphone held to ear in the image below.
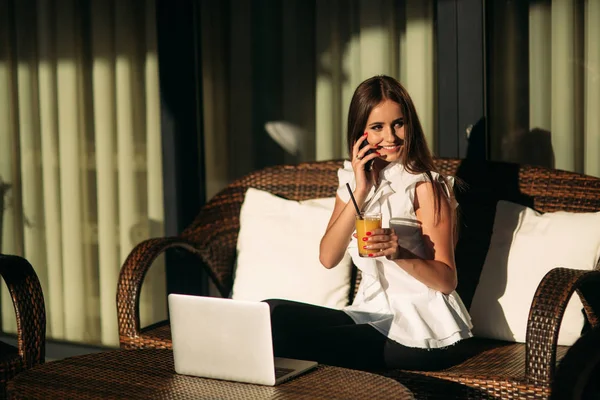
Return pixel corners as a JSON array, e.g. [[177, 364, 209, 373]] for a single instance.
[[359, 140, 376, 172]]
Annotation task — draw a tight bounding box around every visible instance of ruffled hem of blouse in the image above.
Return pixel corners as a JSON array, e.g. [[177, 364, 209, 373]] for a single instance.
[[344, 290, 473, 349], [383, 329, 473, 349]]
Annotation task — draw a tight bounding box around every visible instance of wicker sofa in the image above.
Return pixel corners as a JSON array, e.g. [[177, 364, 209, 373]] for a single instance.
[[117, 158, 600, 399]]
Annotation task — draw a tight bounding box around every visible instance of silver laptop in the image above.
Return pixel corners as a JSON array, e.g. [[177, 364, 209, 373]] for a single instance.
[[168, 294, 318, 386]]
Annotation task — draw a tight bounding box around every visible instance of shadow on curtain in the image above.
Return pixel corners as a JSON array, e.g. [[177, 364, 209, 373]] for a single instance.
[[0, 0, 166, 347], [200, 0, 436, 200]]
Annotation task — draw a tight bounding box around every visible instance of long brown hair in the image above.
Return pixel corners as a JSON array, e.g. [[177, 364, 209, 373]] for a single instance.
[[347, 75, 453, 225]]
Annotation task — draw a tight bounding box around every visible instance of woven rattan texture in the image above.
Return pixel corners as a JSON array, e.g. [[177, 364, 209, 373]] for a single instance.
[[0, 255, 46, 400], [0, 341, 21, 400], [386, 340, 570, 399], [181, 160, 345, 296], [7, 349, 414, 399], [116, 158, 600, 399]]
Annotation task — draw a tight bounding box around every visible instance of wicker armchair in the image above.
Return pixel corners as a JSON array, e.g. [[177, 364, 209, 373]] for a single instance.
[[117, 158, 600, 399], [0, 254, 46, 399]]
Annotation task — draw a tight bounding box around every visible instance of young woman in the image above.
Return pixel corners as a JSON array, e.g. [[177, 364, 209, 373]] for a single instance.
[[266, 75, 472, 372]]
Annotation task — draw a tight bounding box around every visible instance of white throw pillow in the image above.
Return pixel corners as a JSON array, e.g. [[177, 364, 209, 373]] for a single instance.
[[231, 188, 353, 309], [469, 200, 600, 345]]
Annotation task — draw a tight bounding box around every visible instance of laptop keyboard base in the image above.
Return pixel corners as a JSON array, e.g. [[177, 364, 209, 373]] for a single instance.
[[274, 367, 295, 379]]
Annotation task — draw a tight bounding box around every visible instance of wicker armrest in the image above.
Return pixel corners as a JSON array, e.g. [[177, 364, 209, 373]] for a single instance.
[[182, 216, 238, 295], [117, 237, 200, 342], [0, 255, 46, 368], [525, 267, 600, 386], [182, 200, 243, 297]]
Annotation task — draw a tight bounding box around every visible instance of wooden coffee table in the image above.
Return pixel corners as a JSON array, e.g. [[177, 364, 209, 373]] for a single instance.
[[7, 349, 414, 399]]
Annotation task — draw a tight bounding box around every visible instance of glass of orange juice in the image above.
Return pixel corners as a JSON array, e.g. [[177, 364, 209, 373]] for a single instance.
[[355, 212, 382, 257]]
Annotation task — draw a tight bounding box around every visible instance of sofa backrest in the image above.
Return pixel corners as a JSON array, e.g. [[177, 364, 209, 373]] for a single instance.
[[182, 160, 343, 298], [182, 158, 600, 306], [437, 158, 600, 308]]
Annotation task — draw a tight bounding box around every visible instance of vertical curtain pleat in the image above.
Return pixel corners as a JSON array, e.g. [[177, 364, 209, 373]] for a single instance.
[[15, 3, 50, 336], [339, 3, 358, 156], [80, 20, 100, 342], [115, 1, 139, 266], [37, 0, 64, 339], [315, 0, 343, 160], [551, 0, 577, 171], [56, 0, 86, 342], [0, 0, 19, 334], [91, 0, 119, 346], [141, 0, 166, 328], [405, 0, 435, 145], [396, 1, 407, 86], [358, 0, 392, 79], [585, 0, 600, 177], [529, 2, 551, 131]]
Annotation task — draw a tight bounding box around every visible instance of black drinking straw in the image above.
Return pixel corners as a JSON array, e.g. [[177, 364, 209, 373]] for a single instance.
[[345, 183, 362, 219]]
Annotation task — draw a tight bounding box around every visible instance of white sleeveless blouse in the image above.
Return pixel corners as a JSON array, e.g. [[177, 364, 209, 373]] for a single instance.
[[337, 160, 473, 349]]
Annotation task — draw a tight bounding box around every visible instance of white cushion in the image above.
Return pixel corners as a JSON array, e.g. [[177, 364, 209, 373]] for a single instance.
[[231, 188, 353, 309], [469, 200, 600, 345]]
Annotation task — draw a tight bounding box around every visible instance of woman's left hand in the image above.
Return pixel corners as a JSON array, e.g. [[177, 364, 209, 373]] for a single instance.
[[360, 228, 404, 259]]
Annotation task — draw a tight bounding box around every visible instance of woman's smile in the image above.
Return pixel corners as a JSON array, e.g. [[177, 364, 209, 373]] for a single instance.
[[378, 144, 401, 151], [376, 143, 403, 159]]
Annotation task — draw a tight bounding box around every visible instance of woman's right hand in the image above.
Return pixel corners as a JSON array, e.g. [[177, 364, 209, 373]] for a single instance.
[[352, 133, 380, 195]]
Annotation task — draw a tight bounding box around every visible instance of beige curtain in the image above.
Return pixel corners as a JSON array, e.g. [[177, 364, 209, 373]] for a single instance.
[[0, 0, 166, 347], [316, 0, 435, 160], [201, 0, 436, 200], [492, 0, 600, 177]]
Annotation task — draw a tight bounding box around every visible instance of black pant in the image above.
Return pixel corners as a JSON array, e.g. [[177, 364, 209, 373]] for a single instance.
[[265, 299, 474, 372]]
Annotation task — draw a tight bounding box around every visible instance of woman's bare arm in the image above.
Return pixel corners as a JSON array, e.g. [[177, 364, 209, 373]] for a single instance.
[[319, 194, 362, 269], [399, 181, 457, 293]]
